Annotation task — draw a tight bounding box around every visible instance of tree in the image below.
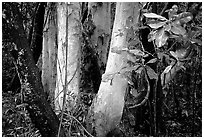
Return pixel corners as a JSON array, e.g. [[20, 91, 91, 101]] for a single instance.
[[86, 2, 141, 136], [42, 3, 58, 109], [88, 2, 112, 75], [2, 2, 202, 137], [54, 2, 81, 112], [2, 2, 65, 136]]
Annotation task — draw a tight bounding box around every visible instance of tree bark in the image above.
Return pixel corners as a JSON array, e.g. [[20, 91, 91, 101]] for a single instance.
[[55, 2, 81, 111], [87, 2, 140, 136], [6, 3, 46, 93], [5, 3, 65, 137], [42, 3, 58, 109], [88, 2, 112, 75], [30, 2, 46, 63]]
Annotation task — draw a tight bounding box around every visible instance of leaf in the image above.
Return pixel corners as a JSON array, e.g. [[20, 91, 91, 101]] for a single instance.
[[146, 65, 158, 80], [168, 5, 178, 19], [147, 20, 167, 29], [191, 39, 202, 46], [170, 51, 178, 59], [143, 13, 167, 21], [163, 23, 171, 31], [146, 58, 157, 64], [176, 12, 193, 25], [171, 49, 187, 59], [148, 30, 157, 42], [120, 65, 141, 74], [163, 65, 172, 74], [155, 28, 169, 48], [129, 49, 144, 56], [171, 24, 186, 36]]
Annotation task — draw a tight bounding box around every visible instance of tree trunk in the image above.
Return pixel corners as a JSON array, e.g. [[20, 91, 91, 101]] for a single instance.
[[30, 2, 46, 63], [87, 2, 140, 136], [88, 2, 111, 75], [6, 3, 46, 93], [42, 3, 58, 109], [55, 2, 81, 111], [6, 3, 65, 137]]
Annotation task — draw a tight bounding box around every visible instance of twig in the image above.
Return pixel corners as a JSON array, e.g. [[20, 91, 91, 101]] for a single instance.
[[63, 113, 94, 137], [160, 3, 169, 16]]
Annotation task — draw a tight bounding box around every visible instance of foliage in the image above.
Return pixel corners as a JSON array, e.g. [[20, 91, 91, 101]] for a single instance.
[[102, 2, 201, 137], [2, 2, 202, 137]]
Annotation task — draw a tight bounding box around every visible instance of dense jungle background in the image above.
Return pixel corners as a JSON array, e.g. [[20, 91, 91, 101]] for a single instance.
[[2, 2, 202, 137]]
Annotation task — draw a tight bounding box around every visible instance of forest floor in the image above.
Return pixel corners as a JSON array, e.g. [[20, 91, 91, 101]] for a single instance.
[[2, 48, 202, 137]]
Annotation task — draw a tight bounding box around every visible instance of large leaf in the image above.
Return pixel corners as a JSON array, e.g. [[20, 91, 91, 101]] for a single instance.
[[176, 12, 193, 25], [129, 49, 144, 56], [145, 65, 158, 80], [170, 49, 187, 59], [163, 65, 172, 74], [171, 23, 186, 36], [143, 13, 167, 21], [146, 20, 167, 29], [148, 28, 169, 48], [155, 28, 169, 48]]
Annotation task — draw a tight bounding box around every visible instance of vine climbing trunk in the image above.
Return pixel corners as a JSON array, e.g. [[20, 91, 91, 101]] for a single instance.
[[87, 2, 141, 136]]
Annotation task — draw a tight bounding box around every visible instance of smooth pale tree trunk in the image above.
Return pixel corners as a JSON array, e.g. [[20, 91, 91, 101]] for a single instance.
[[42, 3, 58, 109], [87, 2, 140, 136], [55, 2, 81, 111], [88, 2, 111, 75]]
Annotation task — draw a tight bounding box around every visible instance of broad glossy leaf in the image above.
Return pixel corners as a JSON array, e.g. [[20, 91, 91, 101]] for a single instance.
[[163, 65, 172, 74], [129, 49, 144, 56], [155, 28, 169, 48], [171, 23, 186, 36], [176, 12, 193, 24], [146, 65, 158, 80], [143, 13, 167, 21], [171, 49, 187, 59], [147, 20, 167, 29]]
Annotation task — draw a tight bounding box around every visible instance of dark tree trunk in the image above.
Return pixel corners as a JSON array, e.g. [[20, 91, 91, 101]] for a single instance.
[[5, 3, 65, 137], [6, 3, 46, 93], [30, 2, 46, 63]]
